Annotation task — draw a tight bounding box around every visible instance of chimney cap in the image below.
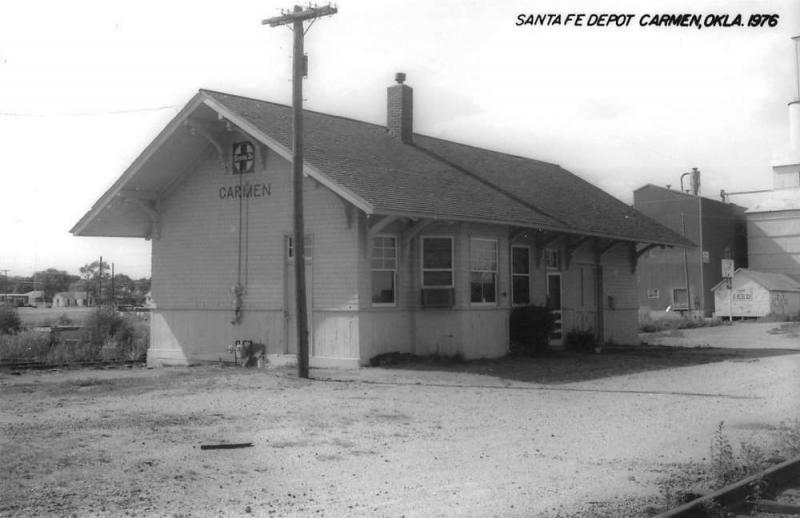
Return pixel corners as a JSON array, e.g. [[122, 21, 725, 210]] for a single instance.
[[394, 72, 406, 84]]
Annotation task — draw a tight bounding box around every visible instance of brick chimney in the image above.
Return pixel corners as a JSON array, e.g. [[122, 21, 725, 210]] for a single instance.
[[387, 72, 413, 143]]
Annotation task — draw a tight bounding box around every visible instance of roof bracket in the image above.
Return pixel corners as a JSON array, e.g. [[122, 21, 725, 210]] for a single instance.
[[118, 194, 161, 240], [368, 215, 399, 241], [344, 203, 355, 229], [564, 236, 591, 270], [630, 243, 664, 274], [403, 219, 432, 246], [185, 119, 228, 173], [595, 239, 623, 261]]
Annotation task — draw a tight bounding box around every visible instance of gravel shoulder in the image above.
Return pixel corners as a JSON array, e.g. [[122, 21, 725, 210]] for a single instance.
[[1, 341, 799, 517]]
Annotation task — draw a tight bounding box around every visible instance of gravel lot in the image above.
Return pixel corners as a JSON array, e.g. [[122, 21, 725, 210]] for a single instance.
[[2, 327, 799, 517]]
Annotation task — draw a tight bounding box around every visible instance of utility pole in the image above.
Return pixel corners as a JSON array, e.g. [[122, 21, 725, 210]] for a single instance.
[[111, 263, 115, 309], [681, 215, 692, 315], [263, 4, 337, 379]]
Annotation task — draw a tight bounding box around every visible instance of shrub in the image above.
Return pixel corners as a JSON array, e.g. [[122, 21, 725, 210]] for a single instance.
[[778, 418, 800, 456], [564, 330, 597, 353], [46, 340, 98, 364], [0, 306, 22, 334], [79, 308, 148, 362], [640, 316, 722, 333], [509, 305, 555, 355], [0, 330, 52, 360]]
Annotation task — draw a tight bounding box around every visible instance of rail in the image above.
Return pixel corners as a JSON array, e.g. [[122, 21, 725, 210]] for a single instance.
[[655, 454, 800, 517]]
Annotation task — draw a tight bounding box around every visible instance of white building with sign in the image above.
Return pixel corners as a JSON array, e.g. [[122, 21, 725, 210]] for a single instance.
[[712, 268, 800, 319]]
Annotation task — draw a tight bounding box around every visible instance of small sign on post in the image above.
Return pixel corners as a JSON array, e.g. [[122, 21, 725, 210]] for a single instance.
[[721, 259, 734, 323], [721, 259, 734, 279]]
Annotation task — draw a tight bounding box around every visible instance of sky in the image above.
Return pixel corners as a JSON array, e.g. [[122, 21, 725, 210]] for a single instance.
[[1, 0, 798, 279]]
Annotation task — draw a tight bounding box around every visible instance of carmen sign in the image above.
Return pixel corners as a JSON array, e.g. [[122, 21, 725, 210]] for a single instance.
[[232, 141, 255, 174], [218, 183, 271, 199]]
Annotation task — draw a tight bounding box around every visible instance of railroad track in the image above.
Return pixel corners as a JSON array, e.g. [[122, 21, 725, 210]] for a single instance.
[[656, 454, 800, 517], [0, 359, 143, 371]]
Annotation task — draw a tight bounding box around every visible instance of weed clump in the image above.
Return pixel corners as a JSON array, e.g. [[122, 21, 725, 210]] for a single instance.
[[0, 306, 22, 334], [0, 330, 51, 360], [82, 308, 148, 361], [657, 420, 800, 513]]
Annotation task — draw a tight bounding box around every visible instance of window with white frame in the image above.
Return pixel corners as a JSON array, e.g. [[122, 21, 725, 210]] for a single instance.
[[287, 235, 313, 261], [371, 236, 397, 304], [470, 238, 497, 304], [511, 245, 530, 305], [421, 237, 453, 287], [545, 248, 560, 270]]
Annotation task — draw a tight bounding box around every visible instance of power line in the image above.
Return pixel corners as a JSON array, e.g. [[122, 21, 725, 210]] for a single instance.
[[0, 105, 179, 118]]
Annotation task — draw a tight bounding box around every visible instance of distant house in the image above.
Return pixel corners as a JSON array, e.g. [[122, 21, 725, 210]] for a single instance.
[[633, 183, 747, 317], [52, 291, 94, 308], [712, 268, 800, 319], [72, 75, 691, 367], [0, 290, 45, 307]]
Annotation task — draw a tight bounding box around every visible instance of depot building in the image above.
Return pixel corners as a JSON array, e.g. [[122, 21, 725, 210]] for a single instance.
[[72, 75, 690, 367]]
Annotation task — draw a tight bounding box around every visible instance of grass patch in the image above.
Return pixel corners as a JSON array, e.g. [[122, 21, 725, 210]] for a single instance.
[[640, 317, 724, 334], [0, 330, 51, 361], [16, 307, 95, 326], [0, 309, 148, 365]]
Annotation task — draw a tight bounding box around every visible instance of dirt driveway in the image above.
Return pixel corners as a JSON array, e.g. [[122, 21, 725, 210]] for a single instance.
[[2, 343, 799, 517], [640, 321, 800, 350]]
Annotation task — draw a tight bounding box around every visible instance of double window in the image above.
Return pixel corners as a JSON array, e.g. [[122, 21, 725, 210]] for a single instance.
[[371, 236, 397, 304], [470, 238, 497, 304], [421, 237, 454, 287]]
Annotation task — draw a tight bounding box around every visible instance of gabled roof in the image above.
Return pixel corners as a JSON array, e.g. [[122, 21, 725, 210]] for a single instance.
[[711, 268, 800, 293], [72, 89, 692, 247]]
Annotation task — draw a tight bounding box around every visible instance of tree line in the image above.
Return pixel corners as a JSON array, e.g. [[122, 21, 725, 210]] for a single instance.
[[0, 261, 150, 307]]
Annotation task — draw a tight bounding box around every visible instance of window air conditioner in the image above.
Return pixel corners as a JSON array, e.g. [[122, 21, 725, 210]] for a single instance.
[[421, 288, 455, 308]]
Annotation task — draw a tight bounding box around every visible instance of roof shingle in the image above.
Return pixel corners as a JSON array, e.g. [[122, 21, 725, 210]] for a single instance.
[[205, 90, 690, 246]]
